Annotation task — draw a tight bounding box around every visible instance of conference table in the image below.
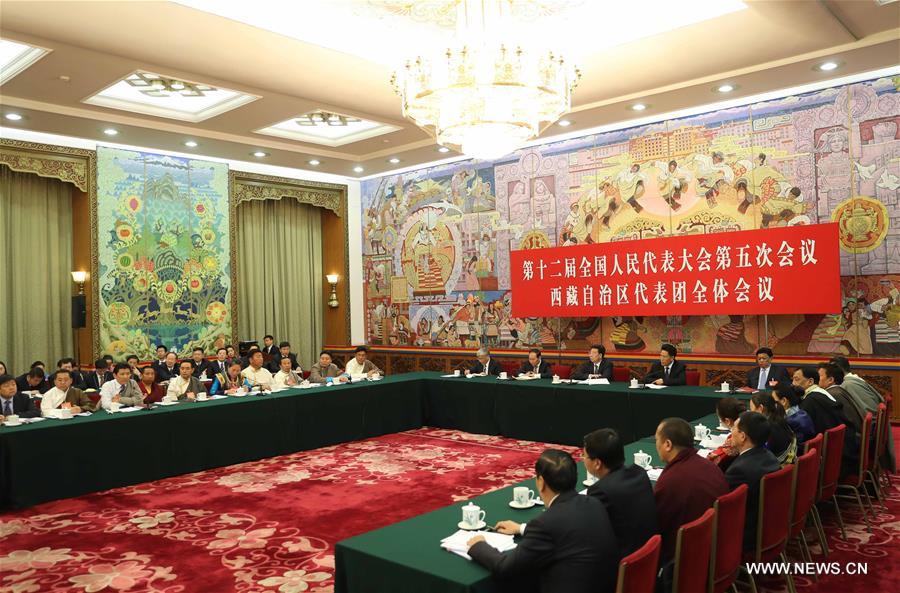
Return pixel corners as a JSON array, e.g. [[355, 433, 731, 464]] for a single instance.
[[0, 371, 739, 514], [334, 413, 728, 593]]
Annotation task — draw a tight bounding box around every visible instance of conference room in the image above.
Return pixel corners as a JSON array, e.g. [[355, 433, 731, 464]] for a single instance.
[[1, 1, 898, 592]]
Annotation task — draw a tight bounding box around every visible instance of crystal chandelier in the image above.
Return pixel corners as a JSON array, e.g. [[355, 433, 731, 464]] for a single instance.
[[391, 0, 580, 160]]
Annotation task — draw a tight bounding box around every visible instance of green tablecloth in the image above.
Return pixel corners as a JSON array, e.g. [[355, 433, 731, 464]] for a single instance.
[[0, 374, 426, 509], [334, 412, 743, 593], [0, 372, 742, 510]]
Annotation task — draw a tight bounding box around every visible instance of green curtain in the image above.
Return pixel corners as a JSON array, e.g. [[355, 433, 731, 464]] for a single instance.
[[236, 198, 323, 368], [0, 165, 74, 375]]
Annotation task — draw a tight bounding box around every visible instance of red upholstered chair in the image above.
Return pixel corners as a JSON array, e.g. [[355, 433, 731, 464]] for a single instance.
[[616, 534, 661, 593], [837, 412, 875, 531], [686, 370, 700, 386], [502, 361, 519, 377], [743, 463, 796, 593], [87, 392, 101, 405], [708, 484, 747, 593], [818, 424, 847, 541], [612, 366, 630, 383], [803, 432, 824, 460], [672, 508, 715, 593], [302, 370, 311, 380], [551, 364, 572, 379], [868, 403, 891, 501], [789, 449, 821, 565]]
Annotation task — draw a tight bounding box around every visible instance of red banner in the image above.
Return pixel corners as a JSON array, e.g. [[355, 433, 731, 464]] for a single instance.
[[510, 223, 841, 317]]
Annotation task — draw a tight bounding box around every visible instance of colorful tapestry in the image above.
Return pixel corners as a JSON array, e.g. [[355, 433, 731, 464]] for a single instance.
[[96, 148, 231, 358], [361, 77, 900, 357]]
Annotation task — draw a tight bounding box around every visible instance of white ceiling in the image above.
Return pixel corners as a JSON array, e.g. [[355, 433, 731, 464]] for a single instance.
[[0, 0, 897, 176]]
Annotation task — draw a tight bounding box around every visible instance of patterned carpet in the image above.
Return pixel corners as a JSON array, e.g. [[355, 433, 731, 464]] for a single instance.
[[0, 427, 897, 593]]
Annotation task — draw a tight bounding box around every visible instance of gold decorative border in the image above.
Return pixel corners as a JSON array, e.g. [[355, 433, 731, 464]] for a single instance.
[[0, 139, 99, 359], [228, 170, 350, 343]]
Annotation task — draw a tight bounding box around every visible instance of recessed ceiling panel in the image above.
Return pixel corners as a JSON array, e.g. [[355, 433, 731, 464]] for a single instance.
[[0, 39, 50, 85], [255, 109, 400, 146], [83, 70, 258, 122]]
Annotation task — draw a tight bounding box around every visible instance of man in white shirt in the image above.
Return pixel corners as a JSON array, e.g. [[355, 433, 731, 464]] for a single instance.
[[241, 350, 274, 389], [273, 357, 303, 388], [41, 369, 95, 415], [166, 360, 203, 400], [344, 346, 383, 377], [100, 363, 144, 410]]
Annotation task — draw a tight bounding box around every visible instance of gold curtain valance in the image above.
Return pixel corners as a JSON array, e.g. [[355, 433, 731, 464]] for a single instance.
[[230, 171, 346, 218], [0, 140, 93, 192]]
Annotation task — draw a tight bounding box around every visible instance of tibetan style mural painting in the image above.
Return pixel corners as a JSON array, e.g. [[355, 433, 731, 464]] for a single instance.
[[96, 147, 231, 358], [361, 77, 900, 358]]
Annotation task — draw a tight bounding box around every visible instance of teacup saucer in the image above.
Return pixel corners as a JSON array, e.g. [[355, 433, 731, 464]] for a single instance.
[[3, 422, 22, 427], [458, 520, 486, 531], [157, 401, 179, 406], [509, 500, 536, 509]]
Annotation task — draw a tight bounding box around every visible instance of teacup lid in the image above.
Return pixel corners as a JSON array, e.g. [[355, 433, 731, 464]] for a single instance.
[[462, 501, 478, 509]]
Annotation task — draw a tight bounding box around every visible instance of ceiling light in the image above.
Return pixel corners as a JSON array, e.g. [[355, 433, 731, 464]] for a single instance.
[[4, 113, 23, 121], [253, 151, 268, 157], [353, 166, 364, 173], [631, 103, 647, 111], [717, 84, 735, 93], [558, 119, 572, 127], [392, 0, 580, 160], [388, 157, 400, 164], [437, 146, 450, 153], [308, 159, 320, 166], [103, 128, 119, 136], [184, 140, 198, 147], [818, 61, 839, 72]]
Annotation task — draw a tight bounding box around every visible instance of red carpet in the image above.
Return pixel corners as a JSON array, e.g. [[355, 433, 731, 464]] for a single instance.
[[0, 427, 897, 593]]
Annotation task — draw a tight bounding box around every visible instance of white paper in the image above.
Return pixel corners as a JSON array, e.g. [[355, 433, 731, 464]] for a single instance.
[[578, 488, 588, 495], [440, 530, 516, 561], [23, 417, 47, 424], [581, 378, 610, 385], [117, 406, 143, 413], [209, 395, 228, 400], [646, 384, 667, 390], [697, 449, 712, 458], [76, 412, 92, 417], [440, 374, 461, 378], [514, 375, 541, 381]]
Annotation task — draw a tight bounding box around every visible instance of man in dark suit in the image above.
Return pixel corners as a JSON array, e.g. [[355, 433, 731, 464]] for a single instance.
[[210, 347, 230, 377], [190, 348, 212, 378], [642, 343, 687, 386], [467, 449, 619, 593], [516, 348, 552, 378], [48, 358, 87, 391], [725, 411, 782, 551], [468, 347, 501, 376], [15, 365, 51, 394], [267, 341, 299, 373], [155, 352, 179, 383], [84, 358, 113, 390], [152, 344, 168, 375], [583, 428, 657, 559], [572, 344, 613, 380], [0, 374, 40, 419], [746, 347, 790, 390], [260, 335, 278, 358], [654, 417, 729, 561]]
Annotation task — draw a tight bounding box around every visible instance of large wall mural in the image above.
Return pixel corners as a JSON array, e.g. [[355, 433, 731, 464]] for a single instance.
[[96, 147, 231, 358], [361, 77, 900, 358]]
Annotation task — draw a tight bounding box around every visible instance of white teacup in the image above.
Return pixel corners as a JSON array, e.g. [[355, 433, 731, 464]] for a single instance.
[[695, 424, 711, 440], [513, 486, 535, 506], [721, 381, 730, 392], [634, 449, 652, 469], [109, 402, 122, 412], [197, 392, 208, 401], [552, 374, 560, 384], [630, 378, 639, 388], [499, 371, 508, 380], [5, 414, 21, 425], [454, 369, 461, 377], [462, 503, 485, 528]]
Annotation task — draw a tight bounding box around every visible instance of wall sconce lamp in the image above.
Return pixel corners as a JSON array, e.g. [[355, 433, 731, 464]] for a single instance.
[[71, 270, 87, 295], [326, 274, 339, 308]]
